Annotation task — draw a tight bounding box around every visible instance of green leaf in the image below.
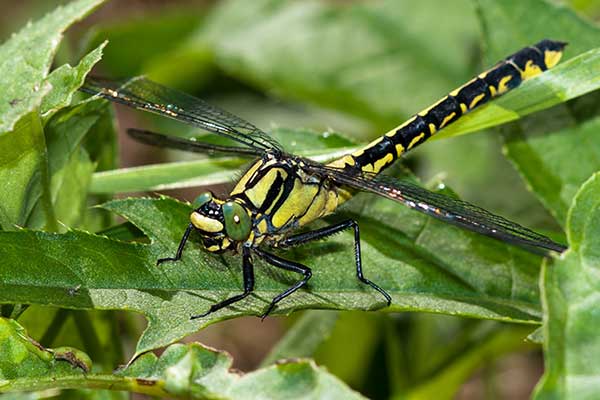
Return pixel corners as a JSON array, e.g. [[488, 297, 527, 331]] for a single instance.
[[0, 113, 46, 229], [41, 42, 107, 116], [0, 180, 546, 356], [534, 173, 600, 399], [0, 317, 363, 399], [0, 0, 107, 231], [91, 157, 246, 194], [0, 0, 105, 134], [27, 99, 112, 230]]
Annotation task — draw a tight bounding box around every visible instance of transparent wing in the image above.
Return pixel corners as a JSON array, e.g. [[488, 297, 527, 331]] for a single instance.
[[308, 164, 566, 253], [127, 129, 263, 156], [81, 76, 282, 153]]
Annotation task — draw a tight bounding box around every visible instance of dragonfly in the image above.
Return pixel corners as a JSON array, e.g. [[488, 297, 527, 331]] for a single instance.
[[82, 39, 568, 319]]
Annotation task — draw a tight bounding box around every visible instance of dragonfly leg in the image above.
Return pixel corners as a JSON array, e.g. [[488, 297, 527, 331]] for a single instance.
[[282, 220, 391, 306], [157, 223, 194, 265], [253, 248, 312, 320], [191, 246, 255, 319]]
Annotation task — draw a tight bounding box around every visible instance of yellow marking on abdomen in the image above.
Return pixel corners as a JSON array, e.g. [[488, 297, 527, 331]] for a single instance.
[[544, 50, 562, 68], [328, 155, 355, 169], [439, 112, 456, 129], [395, 143, 405, 156], [497, 75, 513, 94], [521, 60, 543, 79], [408, 132, 425, 149], [469, 93, 486, 109], [364, 152, 394, 174]]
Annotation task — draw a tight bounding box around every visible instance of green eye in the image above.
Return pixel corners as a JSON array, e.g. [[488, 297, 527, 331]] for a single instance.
[[192, 192, 213, 209], [223, 201, 251, 241]]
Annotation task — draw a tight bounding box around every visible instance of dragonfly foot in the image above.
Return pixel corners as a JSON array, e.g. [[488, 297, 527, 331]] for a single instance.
[[156, 257, 177, 266], [190, 309, 212, 320], [260, 304, 277, 321]]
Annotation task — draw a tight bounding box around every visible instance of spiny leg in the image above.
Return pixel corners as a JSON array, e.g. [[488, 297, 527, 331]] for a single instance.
[[253, 248, 312, 319], [281, 219, 391, 306], [157, 223, 194, 265], [191, 246, 255, 319]]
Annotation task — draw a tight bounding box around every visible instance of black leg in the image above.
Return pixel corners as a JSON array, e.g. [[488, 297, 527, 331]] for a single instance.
[[253, 248, 312, 319], [191, 246, 255, 319], [282, 220, 391, 306], [157, 223, 194, 265]]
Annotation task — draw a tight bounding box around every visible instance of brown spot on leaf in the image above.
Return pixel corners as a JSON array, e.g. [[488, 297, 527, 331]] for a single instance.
[[54, 351, 90, 373], [136, 378, 156, 386]]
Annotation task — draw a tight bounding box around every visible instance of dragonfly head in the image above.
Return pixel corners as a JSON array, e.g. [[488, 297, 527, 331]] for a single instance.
[[190, 192, 252, 252]]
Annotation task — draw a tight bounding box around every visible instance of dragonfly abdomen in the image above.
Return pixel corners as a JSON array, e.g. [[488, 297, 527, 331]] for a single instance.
[[328, 39, 566, 174]]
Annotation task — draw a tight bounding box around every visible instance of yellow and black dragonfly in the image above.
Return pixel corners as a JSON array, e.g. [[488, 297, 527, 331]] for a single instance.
[[82, 39, 567, 319]]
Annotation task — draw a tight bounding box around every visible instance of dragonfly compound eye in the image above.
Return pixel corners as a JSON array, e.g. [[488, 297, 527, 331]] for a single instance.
[[192, 192, 213, 209], [223, 201, 251, 241]]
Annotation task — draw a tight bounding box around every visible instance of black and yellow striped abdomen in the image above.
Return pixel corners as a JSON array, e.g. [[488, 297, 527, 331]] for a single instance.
[[328, 39, 567, 174]]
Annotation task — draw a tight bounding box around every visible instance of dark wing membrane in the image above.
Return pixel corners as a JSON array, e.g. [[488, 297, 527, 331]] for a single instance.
[[81, 76, 282, 153], [310, 164, 566, 253], [128, 129, 263, 156]]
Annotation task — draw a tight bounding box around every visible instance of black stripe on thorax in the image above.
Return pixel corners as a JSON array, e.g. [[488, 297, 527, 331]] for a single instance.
[[258, 170, 285, 213], [266, 169, 298, 222]]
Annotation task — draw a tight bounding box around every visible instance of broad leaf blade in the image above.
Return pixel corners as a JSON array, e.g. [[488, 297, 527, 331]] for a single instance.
[[0, 187, 545, 357], [0, 113, 46, 229], [0, 0, 105, 134], [0, 318, 364, 399], [41, 42, 107, 116], [27, 99, 114, 230], [534, 173, 600, 399]]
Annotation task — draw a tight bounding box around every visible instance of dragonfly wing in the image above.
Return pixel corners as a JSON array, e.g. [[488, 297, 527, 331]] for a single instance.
[[127, 129, 263, 156], [81, 76, 282, 153], [309, 164, 566, 253]]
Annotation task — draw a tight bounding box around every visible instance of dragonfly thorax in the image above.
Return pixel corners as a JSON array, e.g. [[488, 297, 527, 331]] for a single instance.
[[189, 192, 252, 253]]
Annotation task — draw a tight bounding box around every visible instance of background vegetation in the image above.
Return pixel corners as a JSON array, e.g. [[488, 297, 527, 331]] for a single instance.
[[1, 0, 600, 398]]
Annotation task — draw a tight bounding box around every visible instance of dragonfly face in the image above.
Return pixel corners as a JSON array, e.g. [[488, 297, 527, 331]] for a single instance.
[[190, 192, 252, 253]]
